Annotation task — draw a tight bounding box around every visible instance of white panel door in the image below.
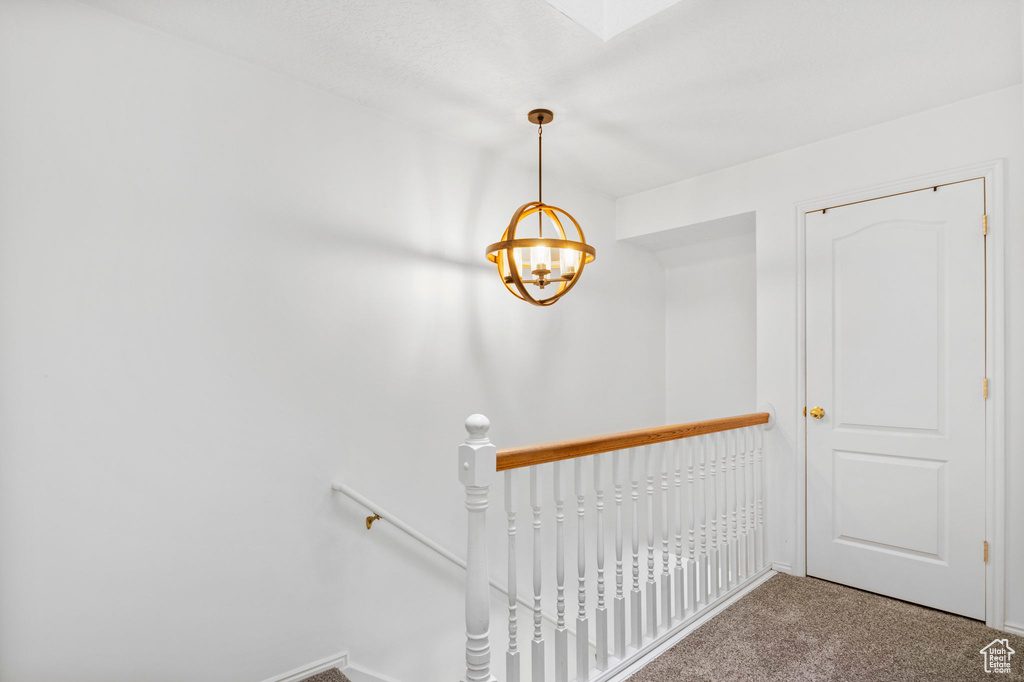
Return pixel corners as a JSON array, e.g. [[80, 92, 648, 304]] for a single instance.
[[805, 179, 986, 619]]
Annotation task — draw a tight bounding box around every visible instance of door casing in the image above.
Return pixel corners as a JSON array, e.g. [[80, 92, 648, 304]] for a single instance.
[[793, 160, 1006, 630]]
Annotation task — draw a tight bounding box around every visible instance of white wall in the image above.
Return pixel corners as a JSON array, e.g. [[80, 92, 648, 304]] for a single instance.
[[656, 232, 756, 424], [0, 3, 666, 681], [618, 85, 1024, 630]]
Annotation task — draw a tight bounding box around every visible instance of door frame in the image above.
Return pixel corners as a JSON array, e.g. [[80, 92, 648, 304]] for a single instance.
[[793, 160, 1006, 629]]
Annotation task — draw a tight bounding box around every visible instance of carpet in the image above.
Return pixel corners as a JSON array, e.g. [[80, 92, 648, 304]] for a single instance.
[[628, 573, 1023, 681], [300, 668, 350, 682]]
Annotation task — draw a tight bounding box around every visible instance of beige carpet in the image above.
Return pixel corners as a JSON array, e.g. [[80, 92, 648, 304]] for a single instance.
[[300, 668, 350, 682], [629, 574, 1023, 681]]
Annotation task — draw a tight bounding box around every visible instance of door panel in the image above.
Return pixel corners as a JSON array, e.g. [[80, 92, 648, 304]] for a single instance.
[[806, 180, 985, 620], [834, 222, 943, 432], [832, 450, 944, 558]]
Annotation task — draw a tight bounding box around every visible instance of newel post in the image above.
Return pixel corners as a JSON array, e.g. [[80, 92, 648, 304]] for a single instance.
[[460, 414, 498, 682]]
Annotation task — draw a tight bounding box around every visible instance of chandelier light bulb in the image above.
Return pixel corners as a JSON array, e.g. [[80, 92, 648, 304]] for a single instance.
[[532, 244, 551, 270], [560, 248, 578, 278]]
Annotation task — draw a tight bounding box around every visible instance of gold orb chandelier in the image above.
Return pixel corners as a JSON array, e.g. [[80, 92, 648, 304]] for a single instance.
[[486, 109, 595, 306]]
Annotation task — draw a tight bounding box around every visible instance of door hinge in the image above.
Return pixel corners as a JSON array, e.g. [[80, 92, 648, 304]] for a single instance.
[[984, 541, 990, 563], [983, 214, 988, 236], [983, 377, 989, 399]]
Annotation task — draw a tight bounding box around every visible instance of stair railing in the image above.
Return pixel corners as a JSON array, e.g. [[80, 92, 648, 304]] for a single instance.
[[459, 409, 774, 682], [329, 481, 591, 643]]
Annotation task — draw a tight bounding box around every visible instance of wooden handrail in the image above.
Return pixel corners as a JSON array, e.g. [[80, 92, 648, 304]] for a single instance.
[[496, 412, 770, 472]]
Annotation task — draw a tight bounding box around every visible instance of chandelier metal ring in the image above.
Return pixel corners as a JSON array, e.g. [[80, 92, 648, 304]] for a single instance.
[[486, 201, 595, 306]]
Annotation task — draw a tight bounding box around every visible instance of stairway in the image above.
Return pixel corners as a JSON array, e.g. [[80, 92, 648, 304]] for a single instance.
[[299, 669, 350, 682]]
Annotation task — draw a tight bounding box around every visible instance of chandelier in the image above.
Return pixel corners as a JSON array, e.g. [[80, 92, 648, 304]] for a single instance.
[[486, 109, 595, 306]]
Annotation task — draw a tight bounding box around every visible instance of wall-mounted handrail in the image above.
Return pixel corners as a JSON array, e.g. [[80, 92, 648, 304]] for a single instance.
[[333, 482, 468, 568], [330, 482, 590, 643], [496, 412, 771, 471]]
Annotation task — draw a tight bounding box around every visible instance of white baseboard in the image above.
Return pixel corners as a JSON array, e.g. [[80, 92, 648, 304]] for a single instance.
[[343, 662, 405, 682], [262, 651, 350, 682], [771, 561, 794, 575], [1003, 621, 1024, 636]]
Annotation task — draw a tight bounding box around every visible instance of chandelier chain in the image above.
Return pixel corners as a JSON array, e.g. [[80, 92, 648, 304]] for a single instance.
[[538, 116, 544, 238]]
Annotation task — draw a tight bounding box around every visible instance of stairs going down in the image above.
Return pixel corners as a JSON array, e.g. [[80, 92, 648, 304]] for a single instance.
[[299, 669, 350, 682]]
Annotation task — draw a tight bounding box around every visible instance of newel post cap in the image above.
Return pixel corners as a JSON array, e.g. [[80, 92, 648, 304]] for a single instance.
[[464, 414, 490, 442], [459, 414, 496, 487]]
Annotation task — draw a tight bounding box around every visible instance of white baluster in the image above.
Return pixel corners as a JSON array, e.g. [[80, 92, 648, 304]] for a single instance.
[[685, 439, 697, 615], [612, 451, 626, 660], [645, 445, 657, 638], [728, 430, 739, 590], [708, 433, 719, 601], [746, 427, 756, 575], [718, 432, 729, 593], [629, 448, 642, 648], [697, 435, 708, 606], [594, 453, 609, 671], [530, 467, 545, 682], [460, 415, 497, 682], [755, 426, 765, 569], [736, 429, 748, 582], [574, 460, 589, 682], [672, 440, 684, 621], [506, 471, 520, 682], [554, 462, 568, 682], [659, 444, 671, 630]]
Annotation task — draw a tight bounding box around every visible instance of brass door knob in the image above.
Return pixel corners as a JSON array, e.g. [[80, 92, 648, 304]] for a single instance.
[[810, 406, 825, 420]]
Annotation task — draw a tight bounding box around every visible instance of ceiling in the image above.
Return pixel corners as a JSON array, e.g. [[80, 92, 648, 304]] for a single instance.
[[542, 0, 689, 41], [79, 0, 1022, 198]]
